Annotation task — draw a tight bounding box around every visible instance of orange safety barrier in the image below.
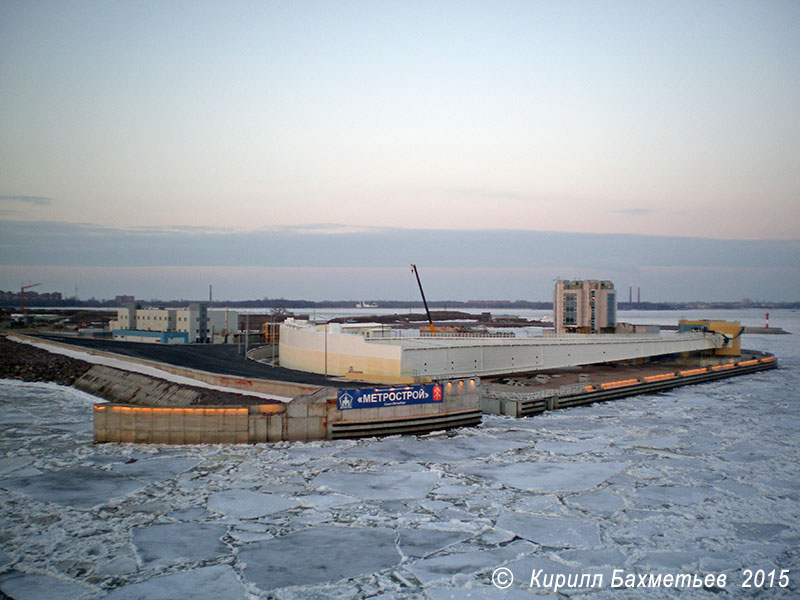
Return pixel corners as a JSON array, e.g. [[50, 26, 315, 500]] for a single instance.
[[98, 405, 247, 415], [643, 373, 677, 383], [737, 359, 759, 367], [760, 356, 776, 363], [600, 378, 639, 390], [680, 368, 709, 377]]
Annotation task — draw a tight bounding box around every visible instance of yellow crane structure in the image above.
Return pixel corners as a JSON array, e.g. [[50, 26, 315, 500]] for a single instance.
[[20, 283, 41, 313]]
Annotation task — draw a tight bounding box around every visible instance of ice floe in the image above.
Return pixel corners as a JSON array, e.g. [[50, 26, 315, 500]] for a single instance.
[[1, 319, 799, 598]]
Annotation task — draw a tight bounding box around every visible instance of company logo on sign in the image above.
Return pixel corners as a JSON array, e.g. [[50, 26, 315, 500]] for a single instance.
[[337, 384, 444, 410], [338, 392, 353, 409]]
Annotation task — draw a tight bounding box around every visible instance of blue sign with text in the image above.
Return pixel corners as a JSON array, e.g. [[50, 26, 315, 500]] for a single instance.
[[337, 384, 443, 410]]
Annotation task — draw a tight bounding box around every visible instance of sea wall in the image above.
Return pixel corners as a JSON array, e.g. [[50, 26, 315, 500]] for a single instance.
[[84, 362, 325, 443], [85, 363, 482, 443], [326, 379, 483, 439], [483, 352, 778, 417], [3, 335, 481, 443], [74, 364, 278, 407]]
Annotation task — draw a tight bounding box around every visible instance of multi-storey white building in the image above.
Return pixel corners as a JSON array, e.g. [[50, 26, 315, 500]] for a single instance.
[[110, 303, 212, 343], [554, 280, 617, 336]]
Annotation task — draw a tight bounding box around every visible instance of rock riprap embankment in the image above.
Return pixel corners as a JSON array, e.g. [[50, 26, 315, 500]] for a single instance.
[[0, 336, 92, 386], [0, 336, 280, 406]]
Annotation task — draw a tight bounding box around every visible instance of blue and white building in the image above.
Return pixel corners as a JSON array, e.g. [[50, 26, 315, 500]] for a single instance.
[[110, 303, 215, 343]]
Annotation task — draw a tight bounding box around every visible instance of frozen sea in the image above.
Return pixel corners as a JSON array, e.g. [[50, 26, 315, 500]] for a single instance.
[[0, 309, 798, 599]]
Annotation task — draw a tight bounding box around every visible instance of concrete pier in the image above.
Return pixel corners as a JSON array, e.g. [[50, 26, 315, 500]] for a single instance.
[[5, 332, 778, 445], [85, 364, 482, 443], [481, 351, 777, 417]]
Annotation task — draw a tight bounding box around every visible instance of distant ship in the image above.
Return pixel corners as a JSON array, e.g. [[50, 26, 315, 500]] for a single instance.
[[356, 301, 378, 308]]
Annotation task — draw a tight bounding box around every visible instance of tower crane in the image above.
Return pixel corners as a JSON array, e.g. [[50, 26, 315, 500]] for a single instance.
[[20, 283, 41, 313]]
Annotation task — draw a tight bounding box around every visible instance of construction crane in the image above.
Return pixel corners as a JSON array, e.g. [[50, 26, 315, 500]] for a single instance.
[[410, 264, 435, 335], [20, 283, 41, 313]]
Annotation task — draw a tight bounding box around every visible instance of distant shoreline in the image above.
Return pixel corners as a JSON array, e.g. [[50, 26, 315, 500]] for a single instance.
[[3, 300, 799, 311]]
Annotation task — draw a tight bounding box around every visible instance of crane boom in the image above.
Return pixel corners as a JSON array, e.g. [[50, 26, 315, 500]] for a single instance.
[[410, 264, 435, 335], [20, 282, 41, 313]]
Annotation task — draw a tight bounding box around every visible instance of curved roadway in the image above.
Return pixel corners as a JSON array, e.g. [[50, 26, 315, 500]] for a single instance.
[[33, 335, 347, 388]]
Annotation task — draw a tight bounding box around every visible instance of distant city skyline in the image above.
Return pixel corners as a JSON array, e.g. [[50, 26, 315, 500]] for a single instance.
[[2, 2, 798, 300]]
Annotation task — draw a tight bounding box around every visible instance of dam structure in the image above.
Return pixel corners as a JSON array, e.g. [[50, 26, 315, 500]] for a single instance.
[[9, 333, 482, 444], [278, 319, 728, 383], [9, 309, 776, 444], [277, 317, 777, 420]]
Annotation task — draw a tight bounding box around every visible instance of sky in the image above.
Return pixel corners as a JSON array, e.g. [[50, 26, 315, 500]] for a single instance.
[[1, 1, 799, 301]]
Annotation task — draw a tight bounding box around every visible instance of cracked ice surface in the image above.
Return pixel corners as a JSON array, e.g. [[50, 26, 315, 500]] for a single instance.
[[311, 470, 439, 499], [464, 461, 629, 493], [207, 489, 298, 519], [1, 313, 799, 598], [239, 526, 401, 589], [103, 565, 246, 600]]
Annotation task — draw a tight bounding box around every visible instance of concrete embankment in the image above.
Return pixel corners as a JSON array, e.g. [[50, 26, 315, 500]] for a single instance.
[[75, 364, 283, 407]]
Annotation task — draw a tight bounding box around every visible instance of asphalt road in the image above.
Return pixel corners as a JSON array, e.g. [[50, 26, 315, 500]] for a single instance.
[[32, 335, 346, 388]]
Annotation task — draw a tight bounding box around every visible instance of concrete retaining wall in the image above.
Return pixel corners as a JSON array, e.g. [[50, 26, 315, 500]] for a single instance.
[[88, 365, 482, 443], [327, 379, 483, 438], [93, 404, 253, 444]]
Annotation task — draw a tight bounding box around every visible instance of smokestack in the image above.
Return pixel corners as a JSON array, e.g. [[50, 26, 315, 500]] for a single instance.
[[209, 284, 213, 303], [637, 287, 641, 304], [629, 286, 632, 303]]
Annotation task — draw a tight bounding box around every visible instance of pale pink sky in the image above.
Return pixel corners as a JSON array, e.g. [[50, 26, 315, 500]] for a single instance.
[[2, 2, 799, 240]]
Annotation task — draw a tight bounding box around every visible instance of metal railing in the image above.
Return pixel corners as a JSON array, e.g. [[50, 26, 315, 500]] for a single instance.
[[363, 329, 518, 340]]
